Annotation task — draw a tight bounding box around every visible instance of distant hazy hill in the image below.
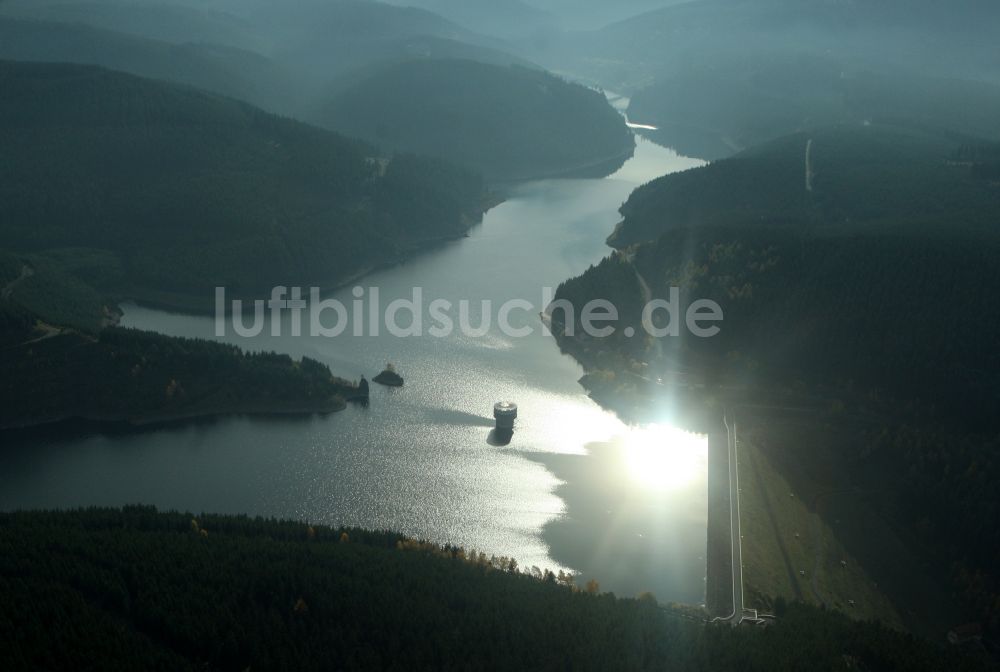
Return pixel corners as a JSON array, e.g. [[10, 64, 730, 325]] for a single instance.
[[0, 0, 265, 51], [0, 1, 531, 116], [0, 18, 305, 114], [608, 125, 1000, 247], [381, 0, 555, 38], [0, 61, 488, 308], [315, 59, 634, 181], [527, 0, 687, 31], [628, 55, 1000, 159], [543, 0, 1000, 92], [201, 0, 519, 80]]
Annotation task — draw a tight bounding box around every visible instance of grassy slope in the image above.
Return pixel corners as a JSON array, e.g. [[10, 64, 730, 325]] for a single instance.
[[737, 433, 904, 629], [739, 420, 971, 640]]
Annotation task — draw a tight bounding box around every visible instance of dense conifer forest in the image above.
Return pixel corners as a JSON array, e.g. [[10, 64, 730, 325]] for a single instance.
[[0, 507, 990, 671], [0, 60, 489, 306], [0, 326, 357, 429], [551, 122, 1000, 647], [627, 58, 1000, 159], [314, 59, 635, 180], [3, 1, 1000, 666], [0, 250, 357, 429]]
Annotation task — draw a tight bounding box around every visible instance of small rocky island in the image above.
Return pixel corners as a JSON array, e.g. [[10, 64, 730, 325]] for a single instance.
[[373, 364, 404, 387], [347, 376, 370, 404]]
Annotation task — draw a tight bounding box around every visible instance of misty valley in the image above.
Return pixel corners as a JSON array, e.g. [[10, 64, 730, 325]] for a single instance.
[[1, 1, 1000, 670]]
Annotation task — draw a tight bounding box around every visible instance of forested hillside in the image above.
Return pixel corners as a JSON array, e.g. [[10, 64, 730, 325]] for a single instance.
[[607, 125, 1000, 247], [0, 0, 523, 115], [551, 120, 1000, 646], [0, 507, 988, 671], [0, 326, 357, 430], [0, 61, 488, 309], [0, 250, 360, 429], [628, 58, 1000, 159], [559, 229, 1000, 428], [314, 59, 634, 180]]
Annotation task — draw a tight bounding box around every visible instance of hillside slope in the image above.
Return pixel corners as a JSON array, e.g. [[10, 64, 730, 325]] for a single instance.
[[550, 125, 1000, 645], [608, 125, 1000, 247], [0, 2, 528, 116], [628, 55, 1000, 159], [0, 507, 986, 671], [0, 18, 303, 113], [314, 59, 634, 181], [0, 60, 488, 309]]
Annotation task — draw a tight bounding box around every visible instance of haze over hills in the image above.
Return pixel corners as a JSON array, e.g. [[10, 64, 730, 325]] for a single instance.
[[381, 0, 556, 39], [0, 0, 529, 116], [628, 56, 1000, 159], [533, 0, 1000, 92], [526, 0, 687, 31], [0, 18, 305, 114], [314, 58, 635, 180], [0, 0, 266, 51], [4, 0, 1000, 666], [0, 60, 488, 309]]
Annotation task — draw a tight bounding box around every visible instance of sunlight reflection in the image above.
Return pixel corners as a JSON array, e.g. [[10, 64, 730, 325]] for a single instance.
[[623, 424, 707, 492]]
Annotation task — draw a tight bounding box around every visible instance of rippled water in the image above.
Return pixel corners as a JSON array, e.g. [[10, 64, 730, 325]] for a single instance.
[[1, 137, 711, 602]]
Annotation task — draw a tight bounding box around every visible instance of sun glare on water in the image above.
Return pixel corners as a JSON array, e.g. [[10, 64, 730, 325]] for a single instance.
[[623, 424, 707, 492]]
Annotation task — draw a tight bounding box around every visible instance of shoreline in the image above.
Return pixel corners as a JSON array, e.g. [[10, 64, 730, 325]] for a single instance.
[[487, 140, 637, 186], [112, 196, 506, 318]]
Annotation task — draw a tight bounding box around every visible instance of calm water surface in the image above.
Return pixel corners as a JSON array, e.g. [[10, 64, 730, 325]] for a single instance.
[[1, 137, 711, 603]]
